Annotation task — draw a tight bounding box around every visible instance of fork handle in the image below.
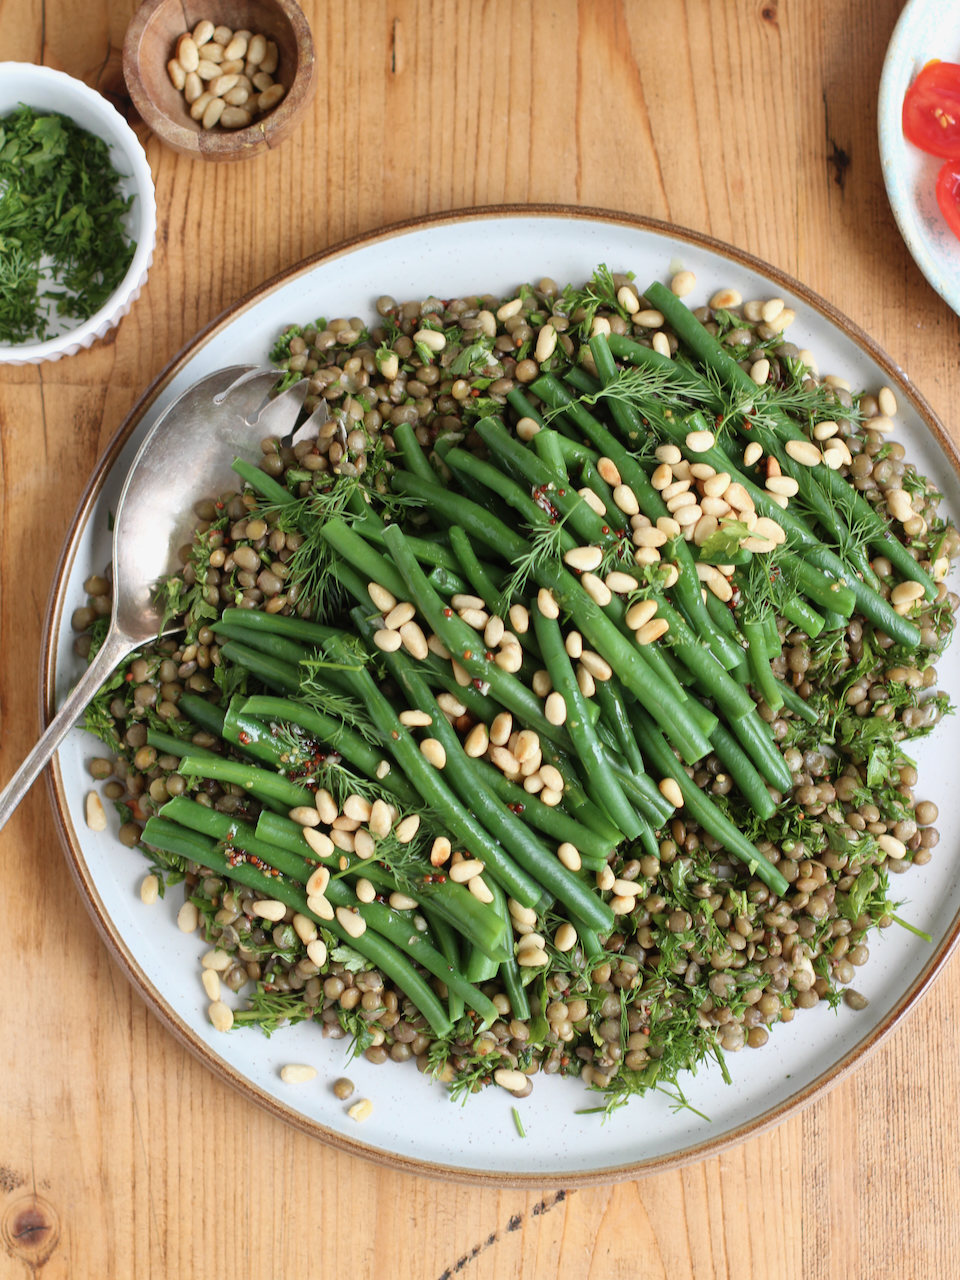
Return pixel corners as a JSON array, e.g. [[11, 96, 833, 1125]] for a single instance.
[[0, 627, 135, 834]]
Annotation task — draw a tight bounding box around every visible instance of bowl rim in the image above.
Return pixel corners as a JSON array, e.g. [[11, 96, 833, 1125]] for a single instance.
[[121, 0, 317, 162], [40, 203, 960, 1186], [0, 61, 157, 363]]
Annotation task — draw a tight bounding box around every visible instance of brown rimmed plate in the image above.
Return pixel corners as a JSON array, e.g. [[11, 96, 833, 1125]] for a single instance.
[[41, 206, 960, 1186]]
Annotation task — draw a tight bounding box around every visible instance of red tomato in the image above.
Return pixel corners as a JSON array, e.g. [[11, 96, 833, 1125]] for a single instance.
[[903, 60, 960, 158], [936, 160, 960, 239]]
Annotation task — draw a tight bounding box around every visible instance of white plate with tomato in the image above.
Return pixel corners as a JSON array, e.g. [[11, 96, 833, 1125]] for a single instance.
[[879, 0, 960, 314]]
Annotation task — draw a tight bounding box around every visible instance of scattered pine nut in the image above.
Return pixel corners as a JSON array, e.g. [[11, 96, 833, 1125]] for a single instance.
[[430, 836, 452, 867], [557, 842, 581, 871], [389, 891, 419, 911], [253, 899, 286, 922], [685, 429, 715, 453], [652, 332, 672, 357], [85, 791, 107, 831], [784, 439, 822, 467], [201, 969, 221, 1001], [490, 712, 513, 745], [659, 777, 684, 808], [348, 1098, 374, 1122], [177, 901, 199, 933], [544, 692, 568, 725], [637, 618, 670, 646], [743, 441, 763, 467], [469, 876, 494, 904], [140, 874, 159, 905], [554, 922, 578, 952], [208, 1001, 234, 1032], [289, 804, 321, 827], [306, 866, 331, 897], [671, 270, 696, 296], [303, 828, 335, 859], [395, 814, 421, 843], [336, 906, 367, 938], [581, 573, 612, 605], [280, 1064, 317, 1084], [537, 588, 560, 619], [398, 709, 433, 728], [449, 859, 485, 883]]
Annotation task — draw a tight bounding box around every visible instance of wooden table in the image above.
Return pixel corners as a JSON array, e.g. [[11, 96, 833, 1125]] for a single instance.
[[1, 1, 955, 1275]]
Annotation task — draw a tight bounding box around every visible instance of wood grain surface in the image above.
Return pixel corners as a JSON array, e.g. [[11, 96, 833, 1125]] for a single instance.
[[0, 1, 955, 1276]]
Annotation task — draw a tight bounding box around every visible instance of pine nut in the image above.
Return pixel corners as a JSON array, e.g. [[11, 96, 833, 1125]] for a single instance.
[[579, 487, 606, 515], [395, 814, 421, 843], [449, 859, 485, 883], [564, 630, 583, 659], [353, 878, 376, 904], [597, 457, 622, 486], [168, 58, 187, 90], [544, 692, 568, 725], [564, 544, 603, 572], [537, 588, 559, 619], [581, 573, 612, 605], [613, 483, 639, 515], [494, 1068, 529, 1093], [208, 1001, 234, 1032], [490, 745, 521, 774], [280, 1063, 317, 1084], [724, 482, 754, 512], [674, 504, 702, 528], [867, 415, 896, 434], [887, 489, 914, 522], [246, 32, 266, 64], [700, 498, 731, 519], [878, 386, 898, 417], [177, 901, 199, 932], [437, 692, 466, 717], [495, 646, 523, 673], [760, 298, 784, 323], [193, 19, 215, 45], [211, 72, 240, 97], [374, 628, 402, 652], [398, 620, 428, 659], [785, 439, 822, 467], [685, 429, 716, 453], [306, 866, 330, 897], [539, 765, 564, 792], [314, 789, 337, 824], [539, 786, 562, 806], [659, 777, 684, 808], [608, 894, 634, 914], [579, 650, 612, 680], [348, 1098, 373, 1122], [303, 939, 326, 969], [139, 873, 159, 906], [535, 324, 558, 361], [524, 772, 545, 794], [177, 34, 200, 72], [653, 446, 680, 468], [765, 475, 799, 497], [633, 526, 667, 547], [743, 441, 763, 467], [595, 865, 616, 892], [693, 514, 719, 545], [662, 477, 692, 502], [557, 841, 581, 871], [630, 308, 662, 328], [590, 316, 611, 338], [430, 837, 451, 866], [767, 308, 795, 332], [605, 571, 639, 594], [553, 923, 577, 953], [484, 615, 505, 647], [508, 898, 538, 925], [637, 618, 669, 645], [742, 535, 777, 553], [616, 285, 640, 313], [517, 932, 545, 952], [709, 288, 741, 309], [291, 913, 318, 945], [576, 664, 596, 698], [652, 462, 673, 489], [877, 833, 907, 859], [414, 328, 445, 352], [336, 906, 367, 938], [389, 891, 419, 911], [661, 564, 680, 588], [700, 472, 729, 498], [458, 607, 489, 630], [812, 420, 839, 441], [398, 709, 432, 728], [201, 96, 225, 129], [650, 332, 670, 357], [497, 297, 523, 320], [517, 947, 549, 967], [625, 599, 658, 629], [368, 582, 397, 612], [201, 969, 221, 1001], [634, 548, 661, 569], [490, 712, 513, 745], [201, 949, 232, 972], [221, 106, 252, 129], [754, 516, 786, 544], [690, 463, 716, 480], [307, 892, 335, 920], [183, 70, 203, 102], [222, 87, 251, 106], [514, 729, 540, 762], [384, 601, 415, 629], [666, 490, 697, 513], [749, 358, 770, 386], [464, 723, 489, 757], [516, 416, 541, 442], [824, 438, 852, 466], [469, 876, 494, 904], [891, 580, 925, 605], [353, 830, 375, 860], [252, 899, 285, 922], [85, 791, 106, 831], [260, 40, 279, 74], [671, 270, 696, 296], [612, 878, 642, 898]]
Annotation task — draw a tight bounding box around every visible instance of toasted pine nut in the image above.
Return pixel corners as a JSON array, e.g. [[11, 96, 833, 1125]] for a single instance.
[[710, 288, 742, 309], [293, 913, 318, 945], [765, 475, 800, 497], [430, 837, 452, 866], [890, 580, 925, 605], [753, 516, 786, 544], [724, 482, 754, 512], [596, 865, 616, 892], [537, 588, 559, 619], [625, 599, 658, 630], [576, 664, 596, 698], [868, 415, 896, 434], [489, 712, 512, 745], [637, 618, 670, 645], [539, 765, 564, 792], [85, 791, 107, 831], [389, 891, 419, 911], [368, 581, 397, 612], [484, 615, 505, 647], [469, 875, 494, 904], [605, 571, 639, 594], [655, 444, 682, 465], [557, 841, 581, 871], [535, 324, 558, 362], [659, 777, 684, 808], [398, 709, 432, 728], [685, 429, 715, 453], [651, 462, 673, 490], [579, 650, 612, 680], [597, 457, 622, 486], [208, 1001, 234, 1032], [610, 895, 636, 914], [540, 786, 562, 806], [464, 723, 489, 757], [314, 788, 337, 824], [514, 729, 541, 762], [395, 814, 421, 843], [633, 526, 667, 547], [671, 270, 696, 296], [348, 1098, 373, 1122], [489, 745, 521, 774], [578, 487, 606, 515], [611, 482, 639, 515]]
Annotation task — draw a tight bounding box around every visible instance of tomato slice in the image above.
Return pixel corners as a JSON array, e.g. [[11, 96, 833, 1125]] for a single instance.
[[903, 60, 960, 158], [936, 160, 960, 239]]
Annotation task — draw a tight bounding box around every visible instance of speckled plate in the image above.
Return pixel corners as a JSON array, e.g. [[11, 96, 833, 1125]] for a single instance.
[[41, 207, 960, 1186], [879, 0, 960, 315]]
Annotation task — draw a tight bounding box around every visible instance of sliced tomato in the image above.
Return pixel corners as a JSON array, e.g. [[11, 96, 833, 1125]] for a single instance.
[[903, 60, 960, 158], [936, 160, 960, 239]]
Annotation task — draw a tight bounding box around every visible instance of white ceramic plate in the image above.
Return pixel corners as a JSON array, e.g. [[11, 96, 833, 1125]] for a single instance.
[[879, 0, 960, 315], [42, 208, 960, 1185]]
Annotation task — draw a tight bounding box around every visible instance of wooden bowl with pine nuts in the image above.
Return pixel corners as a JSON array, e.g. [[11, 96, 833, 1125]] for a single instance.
[[122, 0, 316, 161]]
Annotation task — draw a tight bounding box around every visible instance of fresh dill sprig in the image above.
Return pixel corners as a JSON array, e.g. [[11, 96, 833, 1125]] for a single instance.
[[503, 511, 573, 602]]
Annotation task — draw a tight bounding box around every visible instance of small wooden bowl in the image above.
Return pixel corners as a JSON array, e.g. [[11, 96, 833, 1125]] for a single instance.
[[123, 0, 316, 162]]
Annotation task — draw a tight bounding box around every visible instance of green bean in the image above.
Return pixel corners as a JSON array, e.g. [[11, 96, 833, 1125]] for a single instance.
[[777, 679, 821, 725], [177, 754, 315, 809], [217, 639, 300, 695], [743, 619, 785, 715], [707, 722, 777, 821]]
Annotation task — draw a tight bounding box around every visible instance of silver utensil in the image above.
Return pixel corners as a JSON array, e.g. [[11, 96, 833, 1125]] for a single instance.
[[0, 366, 321, 832]]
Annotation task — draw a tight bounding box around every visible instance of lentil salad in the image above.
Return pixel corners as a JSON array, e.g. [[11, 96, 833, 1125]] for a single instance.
[[73, 264, 959, 1116]]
